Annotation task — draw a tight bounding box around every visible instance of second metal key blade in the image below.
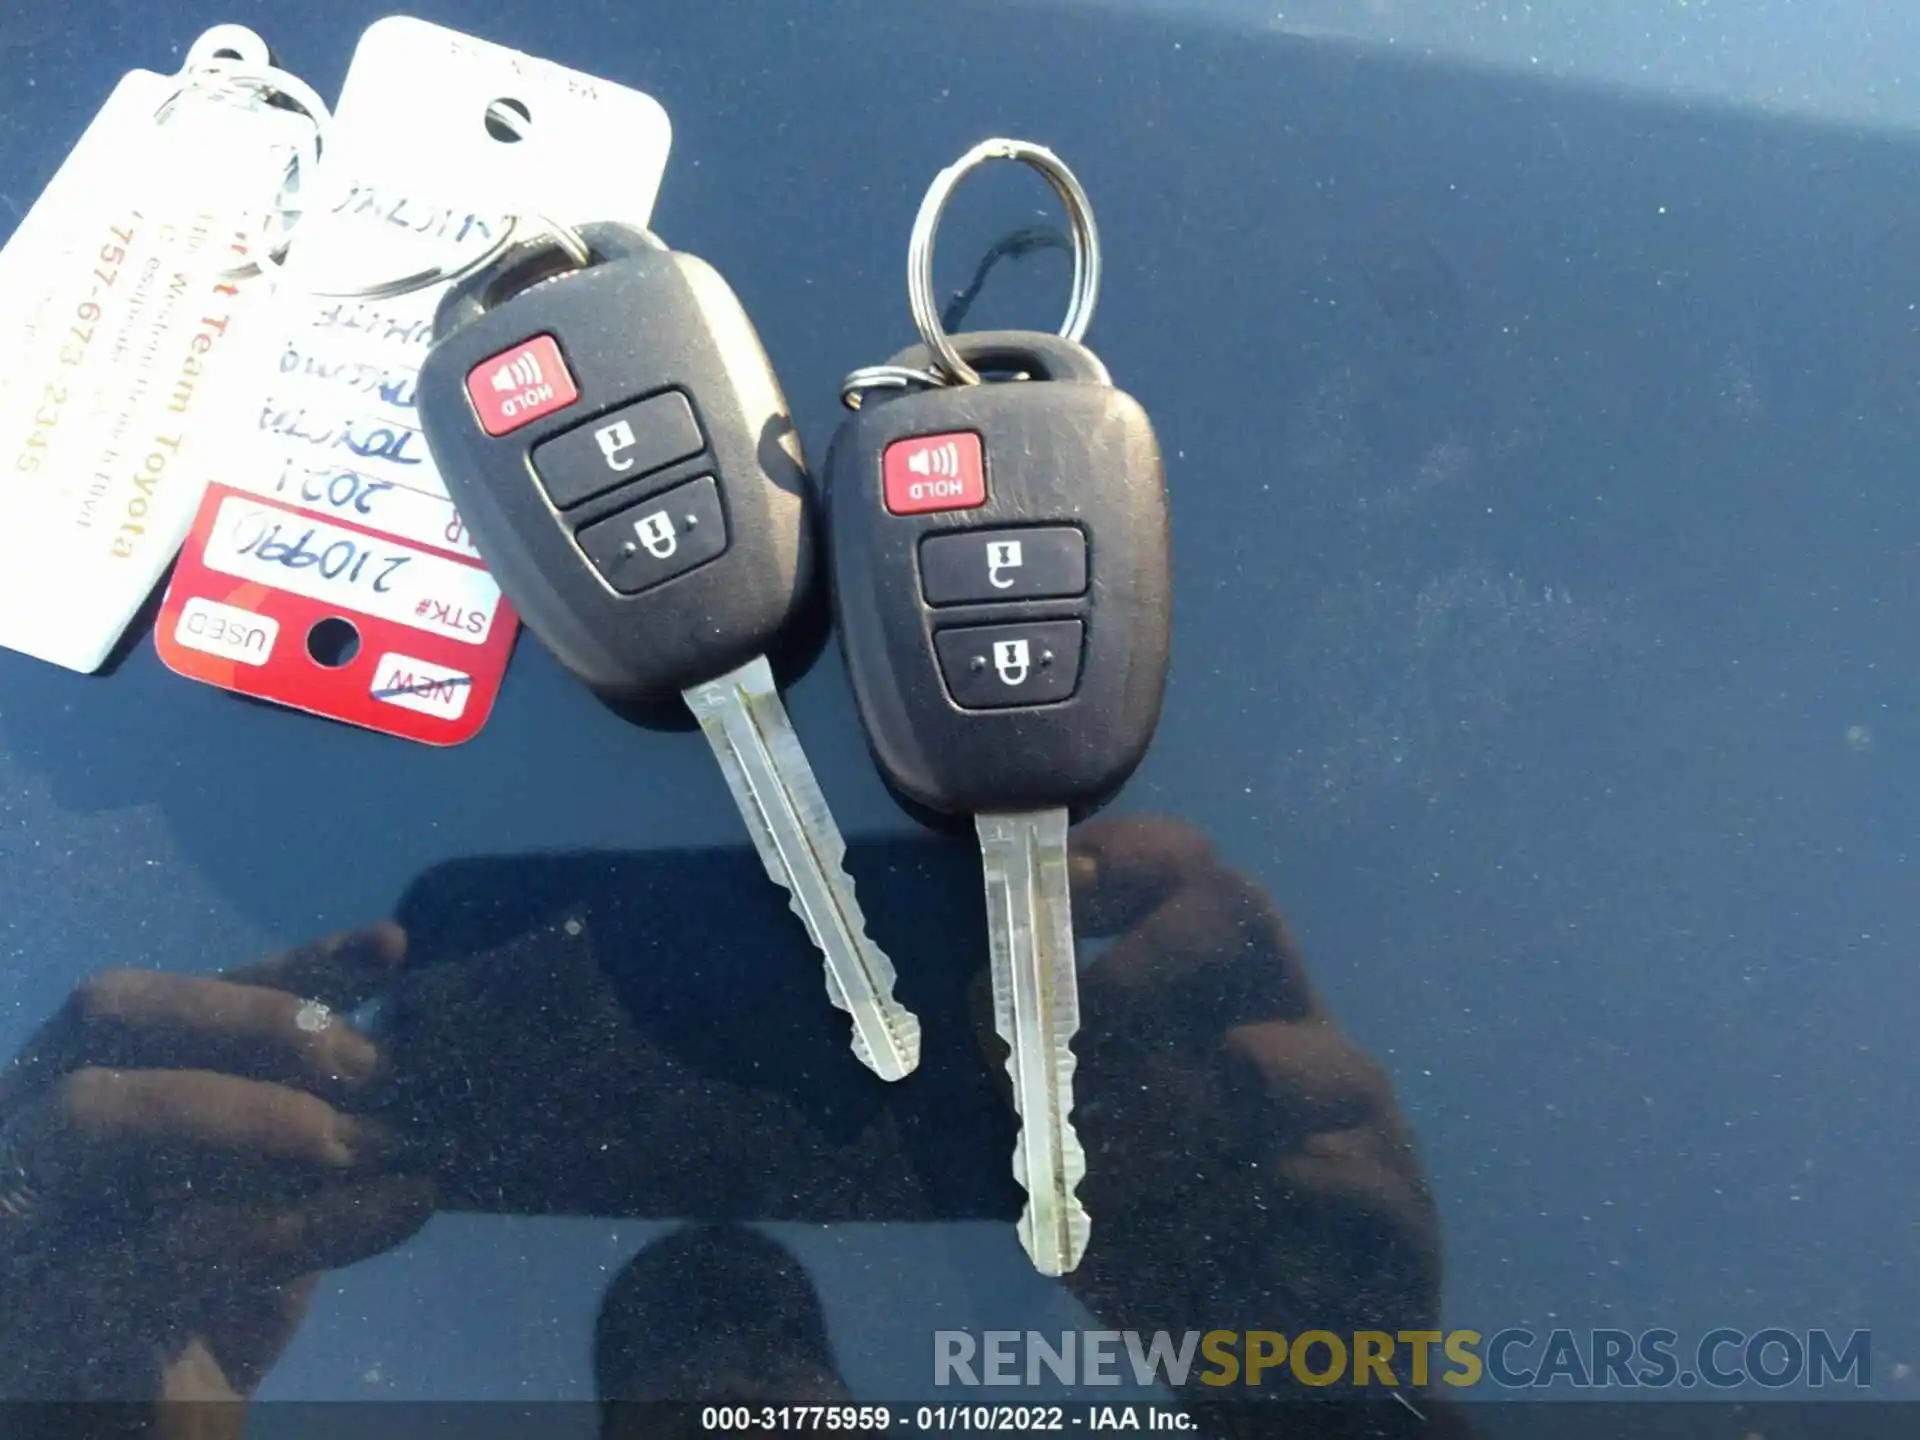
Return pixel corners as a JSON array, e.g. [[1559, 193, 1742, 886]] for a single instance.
[[978, 807, 1090, 1275], [685, 655, 922, 1082]]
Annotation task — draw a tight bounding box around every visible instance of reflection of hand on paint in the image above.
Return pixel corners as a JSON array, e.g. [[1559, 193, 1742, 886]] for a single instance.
[[0, 925, 433, 1413], [578, 819, 1447, 1427], [990, 819, 1442, 1390]]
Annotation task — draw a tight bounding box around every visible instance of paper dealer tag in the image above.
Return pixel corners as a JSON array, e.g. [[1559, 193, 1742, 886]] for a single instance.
[[156, 16, 672, 745], [0, 31, 315, 673]]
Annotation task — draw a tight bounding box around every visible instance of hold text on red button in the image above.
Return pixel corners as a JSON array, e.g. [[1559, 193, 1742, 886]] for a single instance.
[[466, 334, 579, 436], [883, 431, 986, 514]]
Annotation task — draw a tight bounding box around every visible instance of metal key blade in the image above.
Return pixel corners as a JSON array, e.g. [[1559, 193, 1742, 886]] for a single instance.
[[684, 655, 921, 1081], [977, 807, 1089, 1276]]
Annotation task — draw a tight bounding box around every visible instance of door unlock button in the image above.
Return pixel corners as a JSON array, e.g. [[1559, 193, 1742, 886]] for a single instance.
[[920, 526, 1086, 605], [532, 390, 706, 508]]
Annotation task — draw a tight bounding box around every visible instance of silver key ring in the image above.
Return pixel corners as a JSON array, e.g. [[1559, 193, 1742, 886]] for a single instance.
[[153, 41, 592, 305], [838, 362, 946, 411], [907, 138, 1102, 388], [304, 213, 595, 301], [153, 48, 334, 284], [294, 90, 596, 302]]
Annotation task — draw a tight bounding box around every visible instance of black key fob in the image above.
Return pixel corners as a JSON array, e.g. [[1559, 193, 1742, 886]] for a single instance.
[[415, 222, 815, 705], [825, 330, 1171, 817]]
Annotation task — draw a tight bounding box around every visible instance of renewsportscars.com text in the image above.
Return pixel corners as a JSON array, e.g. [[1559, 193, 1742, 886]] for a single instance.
[[934, 1328, 1872, 1390]]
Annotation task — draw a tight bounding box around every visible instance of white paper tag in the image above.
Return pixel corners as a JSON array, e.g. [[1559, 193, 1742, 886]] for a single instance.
[[156, 16, 673, 745], [0, 44, 315, 673]]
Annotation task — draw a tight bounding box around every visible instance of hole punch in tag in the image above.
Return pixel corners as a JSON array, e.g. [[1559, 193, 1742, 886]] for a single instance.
[[0, 27, 321, 674], [154, 17, 673, 745]]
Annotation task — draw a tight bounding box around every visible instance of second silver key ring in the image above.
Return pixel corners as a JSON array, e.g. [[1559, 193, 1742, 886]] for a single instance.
[[843, 137, 1105, 405]]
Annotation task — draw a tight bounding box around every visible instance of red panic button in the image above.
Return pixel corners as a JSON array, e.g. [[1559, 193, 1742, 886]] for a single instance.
[[466, 334, 579, 436], [883, 431, 986, 514]]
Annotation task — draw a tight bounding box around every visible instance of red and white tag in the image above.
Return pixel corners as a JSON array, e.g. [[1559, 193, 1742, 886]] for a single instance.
[[155, 17, 672, 745], [161, 485, 512, 738]]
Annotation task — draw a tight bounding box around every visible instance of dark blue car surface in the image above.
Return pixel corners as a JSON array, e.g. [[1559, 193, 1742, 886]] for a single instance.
[[1, 2, 1915, 1435]]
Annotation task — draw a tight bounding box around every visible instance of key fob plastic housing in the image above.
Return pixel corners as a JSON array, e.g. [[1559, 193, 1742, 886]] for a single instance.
[[826, 331, 1170, 817], [417, 222, 815, 704]]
